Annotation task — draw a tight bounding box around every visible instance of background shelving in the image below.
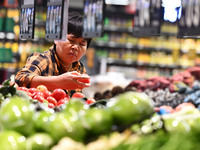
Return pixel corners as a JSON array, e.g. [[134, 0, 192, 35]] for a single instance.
[[0, 1, 200, 83], [87, 4, 200, 79]]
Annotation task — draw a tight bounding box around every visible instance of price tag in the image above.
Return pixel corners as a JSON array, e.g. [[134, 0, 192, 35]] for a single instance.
[[133, 0, 161, 37], [82, 0, 105, 38], [178, 0, 200, 38], [19, 0, 36, 40]]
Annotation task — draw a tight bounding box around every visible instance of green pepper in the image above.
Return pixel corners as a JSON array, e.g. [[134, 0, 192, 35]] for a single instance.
[[33, 110, 53, 132], [26, 133, 54, 150], [0, 130, 26, 150], [45, 112, 86, 142], [81, 108, 113, 136], [107, 91, 154, 126], [63, 98, 89, 115], [0, 96, 35, 136]]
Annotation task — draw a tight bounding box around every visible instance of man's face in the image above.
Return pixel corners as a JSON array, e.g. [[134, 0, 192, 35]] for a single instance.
[[55, 34, 88, 66]]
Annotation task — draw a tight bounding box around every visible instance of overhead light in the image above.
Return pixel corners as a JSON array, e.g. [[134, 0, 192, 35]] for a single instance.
[[162, 0, 182, 22], [105, 0, 129, 5]]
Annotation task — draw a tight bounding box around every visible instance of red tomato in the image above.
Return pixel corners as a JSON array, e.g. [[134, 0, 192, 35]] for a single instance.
[[32, 91, 44, 98], [78, 74, 90, 83], [37, 85, 48, 92], [52, 89, 66, 101], [27, 92, 33, 98], [43, 90, 52, 99], [86, 98, 96, 104], [17, 87, 29, 92], [28, 88, 37, 94], [78, 78, 90, 83], [57, 98, 68, 106], [72, 92, 85, 98], [48, 103, 55, 108], [46, 96, 57, 106], [33, 95, 45, 103], [62, 97, 69, 101]]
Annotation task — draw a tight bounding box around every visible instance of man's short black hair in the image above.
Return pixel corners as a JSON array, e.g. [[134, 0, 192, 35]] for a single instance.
[[68, 12, 91, 48]]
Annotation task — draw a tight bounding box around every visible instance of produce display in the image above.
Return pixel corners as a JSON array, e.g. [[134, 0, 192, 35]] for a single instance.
[[94, 67, 200, 110], [0, 79, 154, 149], [1, 66, 200, 149]]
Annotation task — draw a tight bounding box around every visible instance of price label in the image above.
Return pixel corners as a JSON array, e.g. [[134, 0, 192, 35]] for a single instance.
[[133, 0, 161, 37], [178, 0, 200, 38]]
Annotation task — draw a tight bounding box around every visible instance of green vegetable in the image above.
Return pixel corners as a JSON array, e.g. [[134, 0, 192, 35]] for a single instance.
[[107, 91, 154, 126], [0, 130, 26, 150], [33, 110, 53, 132], [0, 96, 35, 136], [26, 133, 54, 150], [0, 79, 17, 98], [81, 108, 113, 136], [0, 93, 4, 104], [45, 112, 86, 142], [63, 98, 89, 115]]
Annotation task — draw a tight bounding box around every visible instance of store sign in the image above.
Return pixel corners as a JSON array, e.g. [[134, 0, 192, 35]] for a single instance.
[[19, 0, 36, 40], [178, 0, 200, 38], [82, 0, 105, 38], [133, 0, 161, 37], [45, 0, 69, 41]]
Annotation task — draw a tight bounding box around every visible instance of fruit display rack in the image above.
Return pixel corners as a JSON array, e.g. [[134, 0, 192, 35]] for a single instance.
[[1, 66, 200, 149]]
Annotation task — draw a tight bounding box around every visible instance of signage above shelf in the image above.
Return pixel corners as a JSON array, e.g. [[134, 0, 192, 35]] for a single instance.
[[82, 0, 105, 38], [133, 0, 162, 37], [45, 0, 69, 41], [177, 0, 200, 38], [19, 0, 36, 40]]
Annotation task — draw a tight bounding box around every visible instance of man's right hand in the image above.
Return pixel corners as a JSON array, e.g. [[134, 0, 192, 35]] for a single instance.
[[57, 71, 91, 90]]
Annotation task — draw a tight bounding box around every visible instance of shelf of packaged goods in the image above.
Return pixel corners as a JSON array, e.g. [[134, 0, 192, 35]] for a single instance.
[[19, 38, 51, 44], [104, 26, 132, 34], [103, 27, 178, 37], [105, 58, 187, 69], [91, 41, 172, 53], [161, 32, 177, 37], [179, 49, 200, 55], [91, 41, 136, 49]]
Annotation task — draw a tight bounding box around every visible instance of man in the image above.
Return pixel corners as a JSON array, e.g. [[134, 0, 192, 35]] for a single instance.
[[15, 12, 92, 96]]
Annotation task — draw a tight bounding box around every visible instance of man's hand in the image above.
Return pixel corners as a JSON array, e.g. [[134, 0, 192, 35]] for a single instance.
[[30, 71, 91, 90], [57, 71, 91, 90]]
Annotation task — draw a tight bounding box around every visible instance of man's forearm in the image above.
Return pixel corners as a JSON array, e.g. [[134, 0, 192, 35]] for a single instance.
[[30, 76, 59, 90]]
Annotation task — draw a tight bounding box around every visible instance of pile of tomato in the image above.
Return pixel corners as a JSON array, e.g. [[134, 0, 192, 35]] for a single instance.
[[15, 84, 96, 108]]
